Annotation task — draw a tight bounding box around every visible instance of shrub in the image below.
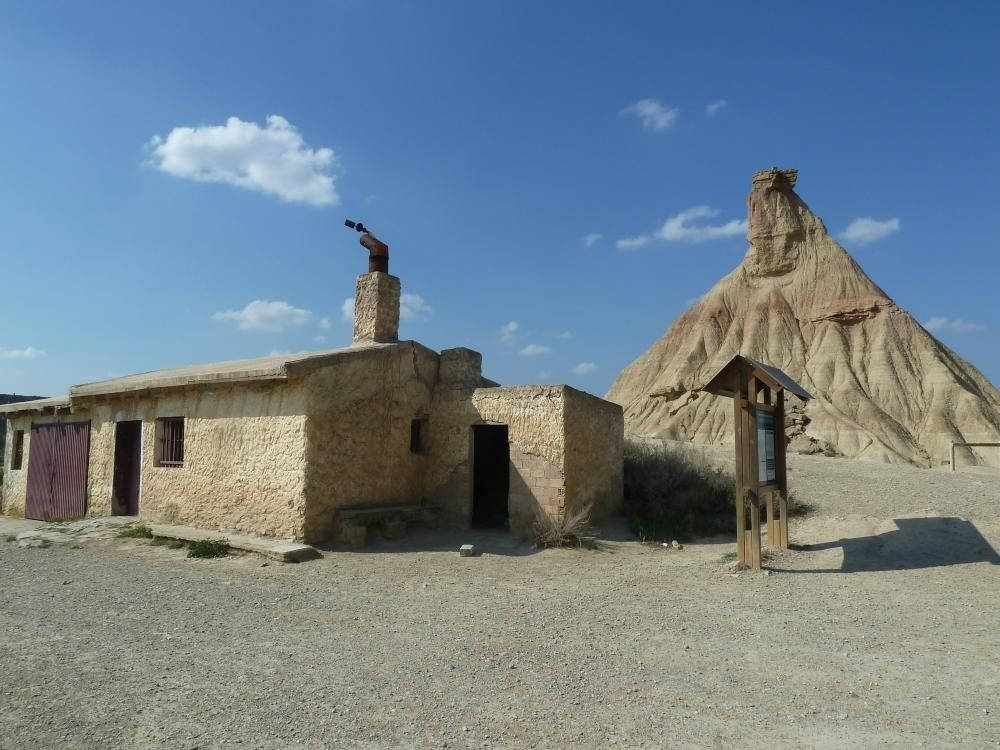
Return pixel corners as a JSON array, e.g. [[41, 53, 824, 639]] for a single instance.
[[117, 523, 153, 539], [533, 504, 593, 548], [187, 538, 229, 558], [623, 440, 735, 542]]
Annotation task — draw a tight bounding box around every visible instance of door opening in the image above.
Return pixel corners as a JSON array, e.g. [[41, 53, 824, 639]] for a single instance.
[[113, 421, 142, 516], [472, 424, 509, 528]]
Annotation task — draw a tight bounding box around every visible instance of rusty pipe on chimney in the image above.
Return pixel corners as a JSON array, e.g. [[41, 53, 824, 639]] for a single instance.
[[360, 233, 389, 274]]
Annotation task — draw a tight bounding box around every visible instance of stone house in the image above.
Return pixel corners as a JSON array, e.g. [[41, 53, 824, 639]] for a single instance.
[[0, 243, 623, 544]]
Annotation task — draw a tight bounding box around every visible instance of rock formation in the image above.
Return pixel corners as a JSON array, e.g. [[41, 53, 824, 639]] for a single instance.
[[607, 168, 1000, 467]]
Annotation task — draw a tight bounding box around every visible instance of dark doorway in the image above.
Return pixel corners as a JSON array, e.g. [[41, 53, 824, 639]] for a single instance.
[[472, 424, 509, 528], [112, 421, 142, 516]]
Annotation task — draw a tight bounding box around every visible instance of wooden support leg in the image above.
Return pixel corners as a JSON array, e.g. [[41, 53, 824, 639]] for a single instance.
[[736, 490, 746, 565], [765, 490, 775, 545], [778, 491, 789, 549], [749, 496, 762, 570]]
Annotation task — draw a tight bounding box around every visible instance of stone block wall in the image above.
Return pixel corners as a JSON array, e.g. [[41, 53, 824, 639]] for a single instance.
[[562, 387, 624, 522], [301, 342, 439, 543], [353, 272, 401, 343], [1, 384, 309, 539]]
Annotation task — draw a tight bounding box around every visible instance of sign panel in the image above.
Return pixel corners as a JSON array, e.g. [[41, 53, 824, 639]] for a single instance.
[[756, 409, 776, 484]]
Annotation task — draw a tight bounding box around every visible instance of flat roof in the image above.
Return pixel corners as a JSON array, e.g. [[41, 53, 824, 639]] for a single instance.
[[0, 396, 72, 415], [70, 341, 419, 399], [1, 341, 431, 414]]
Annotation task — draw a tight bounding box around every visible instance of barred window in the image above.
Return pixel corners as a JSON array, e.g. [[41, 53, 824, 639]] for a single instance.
[[11, 430, 24, 470], [156, 418, 185, 468]]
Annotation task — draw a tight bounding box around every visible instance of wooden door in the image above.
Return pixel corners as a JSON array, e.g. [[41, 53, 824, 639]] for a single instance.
[[24, 422, 91, 521]]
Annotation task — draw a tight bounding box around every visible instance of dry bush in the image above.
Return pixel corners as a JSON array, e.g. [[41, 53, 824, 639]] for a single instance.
[[624, 440, 734, 542], [533, 504, 594, 548]]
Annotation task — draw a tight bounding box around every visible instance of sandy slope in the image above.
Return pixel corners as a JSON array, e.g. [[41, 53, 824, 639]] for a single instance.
[[607, 168, 1000, 468]]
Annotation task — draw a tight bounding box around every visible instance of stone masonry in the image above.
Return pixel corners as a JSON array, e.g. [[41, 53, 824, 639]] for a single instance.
[[353, 272, 400, 343]]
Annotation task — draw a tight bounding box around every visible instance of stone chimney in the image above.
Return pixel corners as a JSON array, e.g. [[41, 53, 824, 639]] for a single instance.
[[353, 233, 400, 344]]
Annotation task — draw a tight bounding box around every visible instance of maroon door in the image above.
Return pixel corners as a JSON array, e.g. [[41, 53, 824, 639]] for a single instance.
[[24, 422, 91, 521], [112, 421, 142, 515]]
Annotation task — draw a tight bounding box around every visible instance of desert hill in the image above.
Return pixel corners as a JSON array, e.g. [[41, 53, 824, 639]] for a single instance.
[[606, 168, 1000, 467]]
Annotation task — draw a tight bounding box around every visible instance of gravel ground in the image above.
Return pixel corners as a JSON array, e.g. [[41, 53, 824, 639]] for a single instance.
[[1, 451, 998, 749]]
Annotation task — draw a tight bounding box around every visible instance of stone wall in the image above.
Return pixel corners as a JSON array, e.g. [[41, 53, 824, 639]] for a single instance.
[[2, 341, 625, 544], [301, 342, 439, 543], [423, 372, 569, 537], [2, 414, 32, 514], [2, 384, 308, 539], [562, 387, 624, 521], [353, 272, 401, 343], [473, 387, 567, 536]]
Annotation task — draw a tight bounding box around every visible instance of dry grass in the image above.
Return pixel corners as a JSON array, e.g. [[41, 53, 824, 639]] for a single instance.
[[117, 523, 153, 539], [187, 538, 229, 558], [533, 504, 594, 548], [624, 440, 733, 541]]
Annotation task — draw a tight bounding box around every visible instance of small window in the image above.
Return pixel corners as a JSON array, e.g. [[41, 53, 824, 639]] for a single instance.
[[410, 417, 428, 454], [11, 430, 24, 470], [156, 417, 185, 468]]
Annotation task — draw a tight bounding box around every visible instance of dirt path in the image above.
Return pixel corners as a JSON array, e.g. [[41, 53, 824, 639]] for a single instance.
[[0, 452, 998, 749]]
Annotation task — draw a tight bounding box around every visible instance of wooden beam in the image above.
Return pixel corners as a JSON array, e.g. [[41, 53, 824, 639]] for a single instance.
[[734, 370, 746, 565], [765, 489, 775, 545], [747, 375, 761, 570], [774, 389, 789, 549]]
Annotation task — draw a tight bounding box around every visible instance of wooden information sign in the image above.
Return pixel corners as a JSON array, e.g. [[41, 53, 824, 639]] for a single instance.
[[700, 356, 812, 570]]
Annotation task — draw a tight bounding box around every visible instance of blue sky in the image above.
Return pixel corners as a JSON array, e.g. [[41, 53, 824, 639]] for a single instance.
[[2, 1, 998, 398]]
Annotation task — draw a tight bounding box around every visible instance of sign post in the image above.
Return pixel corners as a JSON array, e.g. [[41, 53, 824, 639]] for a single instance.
[[701, 356, 812, 570]]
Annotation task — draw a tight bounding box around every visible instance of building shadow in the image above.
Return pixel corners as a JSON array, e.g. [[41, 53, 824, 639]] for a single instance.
[[314, 527, 544, 557], [777, 517, 1000, 573]]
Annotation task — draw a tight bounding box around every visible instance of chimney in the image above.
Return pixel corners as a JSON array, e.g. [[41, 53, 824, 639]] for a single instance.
[[352, 232, 400, 344]]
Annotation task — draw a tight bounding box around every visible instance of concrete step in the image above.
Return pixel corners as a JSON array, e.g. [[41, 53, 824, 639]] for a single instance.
[[148, 524, 321, 562]]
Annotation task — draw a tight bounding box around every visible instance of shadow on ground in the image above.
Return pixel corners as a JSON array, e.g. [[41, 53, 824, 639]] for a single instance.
[[780, 517, 1000, 573], [314, 518, 635, 557]]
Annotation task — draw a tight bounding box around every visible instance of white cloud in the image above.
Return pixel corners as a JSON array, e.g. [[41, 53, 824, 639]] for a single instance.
[[925, 317, 985, 334], [318, 316, 331, 329], [582, 232, 603, 247], [840, 217, 900, 245], [623, 98, 679, 132], [212, 300, 314, 332], [0, 346, 46, 359], [500, 321, 519, 343], [519, 344, 551, 357], [341, 297, 355, 321], [571, 362, 598, 375], [268, 349, 292, 357], [556, 331, 572, 340], [658, 206, 747, 243], [147, 115, 339, 207], [705, 99, 727, 117], [535, 370, 553, 381], [617, 206, 746, 249], [616, 235, 653, 250], [400, 293, 431, 321]]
